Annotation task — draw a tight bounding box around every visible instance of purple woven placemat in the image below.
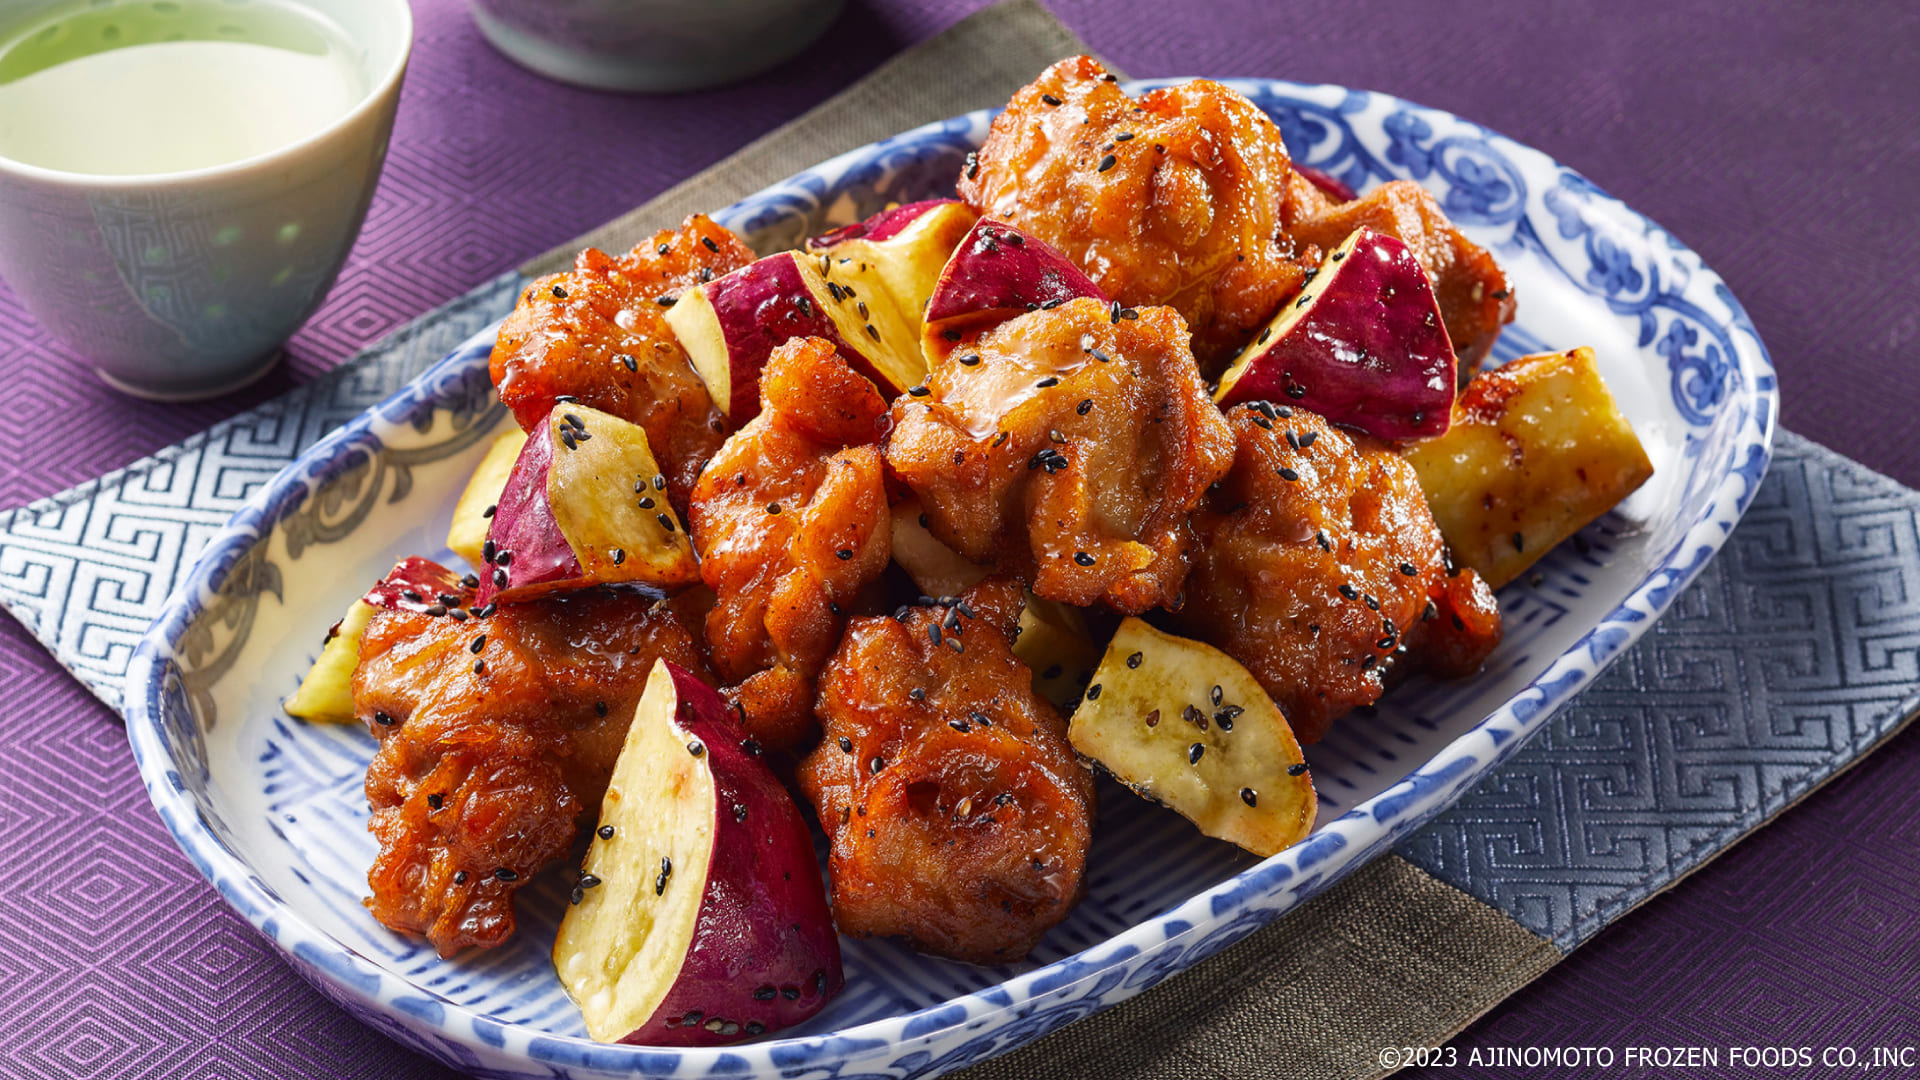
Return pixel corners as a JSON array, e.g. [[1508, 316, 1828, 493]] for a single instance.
[[0, 1, 1914, 1077]]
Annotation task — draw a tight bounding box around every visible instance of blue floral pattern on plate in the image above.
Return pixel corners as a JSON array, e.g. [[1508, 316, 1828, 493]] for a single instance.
[[123, 79, 1774, 1080]]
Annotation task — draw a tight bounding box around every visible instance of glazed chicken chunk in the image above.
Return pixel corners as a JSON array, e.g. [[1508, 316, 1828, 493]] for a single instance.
[[688, 336, 893, 752], [887, 298, 1234, 614], [1289, 180, 1516, 380], [798, 579, 1096, 965], [959, 55, 1320, 368], [1173, 405, 1501, 743], [354, 580, 710, 956], [489, 214, 754, 513]]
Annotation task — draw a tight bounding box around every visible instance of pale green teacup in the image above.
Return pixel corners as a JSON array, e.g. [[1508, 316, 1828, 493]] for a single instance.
[[0, 0, 411, 400]]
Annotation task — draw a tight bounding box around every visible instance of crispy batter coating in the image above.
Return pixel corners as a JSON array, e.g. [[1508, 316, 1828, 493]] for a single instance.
[[887, 298, 1234, 614], [959, 56, 1317, 369], [689, 337, 894, 752], [489, 215, 754, 513], [354, 583, 709, 956], [798, 579, 1095, 965], [1289, 181, 1515, 380], [1172, 406, 1501, 743]]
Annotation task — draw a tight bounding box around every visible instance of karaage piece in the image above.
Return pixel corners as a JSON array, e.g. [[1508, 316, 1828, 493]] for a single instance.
[[798, 579, 1095, 965], [886, 298, 1234, 614], [688, 336, 893, 752], [959, 55, 1318, 368], [1288, 181, 1515, 379], [354, 584, 710, 956], [490, 215, 754, 512], [1173, 405, 1501, 743]]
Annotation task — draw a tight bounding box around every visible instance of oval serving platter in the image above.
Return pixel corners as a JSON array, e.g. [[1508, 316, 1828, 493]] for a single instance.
[[125, 78, 1774, 1080]]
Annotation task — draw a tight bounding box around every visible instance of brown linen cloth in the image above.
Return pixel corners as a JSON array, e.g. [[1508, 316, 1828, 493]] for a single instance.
[[522, 3, 1562, 1076]]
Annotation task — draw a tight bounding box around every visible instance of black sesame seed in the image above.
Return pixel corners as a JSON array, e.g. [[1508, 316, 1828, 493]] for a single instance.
[[598, 825, 615, 839], [426, 792, 443, 810], [1076, 399, 1093, 415], [1317, 530, 1333, 552], [425, 604, 447, 617], [1036, 376, 1059, 388], [1400, 563, 1418, 576], [908, 385, 930, 397], [1188, 743, 1205, 764], [473, 658, 486, 674], [494, 867, 518, 882], [1240, 787, 1257, 807], [1279, 467, 1299, 482], [494, 550, 513, 567], [754, 986, 777, 1001], [1127, 651, 1143, 669], [469, 634, 486, 654], [688, 740, 705, 757], [869, 756, 885, 774], [657, 513, 675, 532], [656, 295, 677, 307], [1098, 154, 1117, 172], [550, 285, 567, 299], [1073, 551, 1095, 566], [965, 152, 979, 179], [1297, 431, 1317, 448], [1364, 594, 1380, 611], [1287, 762, 1309, 776], [958, 353, 981, 366], [653, 474, 667, 490], [453, 870, 468, 884], [569, 887, 584, 906], [1087, 683, 1102, 700], [481, 540, 495, 563], [1339, 583, 1359, 600], [1041, 93, 1062, 106], [1285, 384, 1306, 399], [1210, 685, 1224, 706], [1115, 131, 1135, 141], [373, 710, 394, 726], [1513, 531, 1526, 552], [766, 502, 782, 515], [492, 568, 508, 588]]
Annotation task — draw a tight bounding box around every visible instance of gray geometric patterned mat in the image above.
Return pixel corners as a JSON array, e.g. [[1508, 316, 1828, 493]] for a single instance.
[[1397, 435, 1920, 944]]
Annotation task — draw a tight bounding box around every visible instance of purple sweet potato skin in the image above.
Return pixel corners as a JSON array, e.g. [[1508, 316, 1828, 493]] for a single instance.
[[627, 663, 845, 1046], [809, 199, 957, 248], [477, 413, 580, 605], [924, 218, 1106, 324], [705, 254, 848, 425], [1219, 228, 1456, 441]]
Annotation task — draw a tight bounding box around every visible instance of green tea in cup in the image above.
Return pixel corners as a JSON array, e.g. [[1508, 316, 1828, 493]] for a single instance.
[[0, 0, 409, 399], [0, 0, 367, 176]]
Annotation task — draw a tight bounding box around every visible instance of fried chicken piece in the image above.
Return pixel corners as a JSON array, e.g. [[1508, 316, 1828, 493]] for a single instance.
[[688, 337, 893, 752], [1172, 405, 1500, 743], [798, 578, 1095, 965], [886, 298, 1234, 614], [354, 582, 710, 956], [489, 215, 754, 513], [959, 56, 1318, 369], [1289, 181, 1516, 380]]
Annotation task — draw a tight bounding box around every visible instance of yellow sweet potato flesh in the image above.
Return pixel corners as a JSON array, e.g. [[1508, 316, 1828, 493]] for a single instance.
[[447, 428, 528, 572], [1404, 347, 1653, 589]]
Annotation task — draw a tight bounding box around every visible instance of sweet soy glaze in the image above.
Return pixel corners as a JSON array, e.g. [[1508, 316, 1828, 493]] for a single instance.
[[0, 0, 364, 175]]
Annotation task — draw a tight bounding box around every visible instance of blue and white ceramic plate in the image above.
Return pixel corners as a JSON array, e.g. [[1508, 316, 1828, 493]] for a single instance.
[[125, 79, 1774, 1080]]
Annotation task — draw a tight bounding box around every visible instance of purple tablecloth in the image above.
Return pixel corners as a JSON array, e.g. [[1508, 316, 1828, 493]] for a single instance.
[[1, 1, 1913, 1076]]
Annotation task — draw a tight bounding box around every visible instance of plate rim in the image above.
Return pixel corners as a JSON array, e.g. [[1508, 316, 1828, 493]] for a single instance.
[[123, 76, 1777, 1077]]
